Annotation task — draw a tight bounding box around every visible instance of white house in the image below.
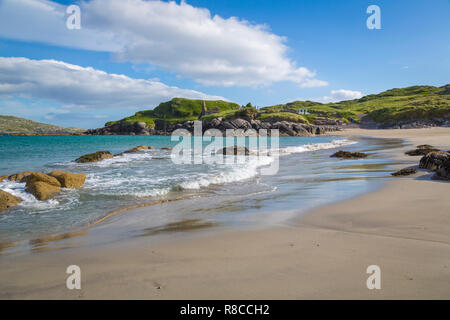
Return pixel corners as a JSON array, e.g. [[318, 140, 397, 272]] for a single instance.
[[298, 108, 309, 115]]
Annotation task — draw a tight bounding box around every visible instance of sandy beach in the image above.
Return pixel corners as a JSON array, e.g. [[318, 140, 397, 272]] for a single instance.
[[1, 128, 449, 299]]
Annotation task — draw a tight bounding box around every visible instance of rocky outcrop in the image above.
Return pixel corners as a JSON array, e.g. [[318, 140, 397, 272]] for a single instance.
[[0, 174, 8, 182], [377, 118, 450, 129], [330, 150, 368, 159], [405, 145, 440, 156], [75, 151, 114, 163], [0, 190, 21, 212], [218, 146, 251, 156], [391, 168, 418, 176], [86, 121, 152, 135], [86, 118, 341, 137], [48, 171, 86, 188], [25, 181, 61, 201], [419, 151, 450, 171]]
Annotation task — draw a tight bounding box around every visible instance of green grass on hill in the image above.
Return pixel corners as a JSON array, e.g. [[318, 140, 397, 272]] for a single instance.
[[0, 115, 84, 134], [107, 98, 239, 128]]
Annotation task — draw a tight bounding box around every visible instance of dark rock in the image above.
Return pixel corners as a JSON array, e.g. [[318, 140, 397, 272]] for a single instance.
[[405, 145, 440, 156], [75, 151, 114, 163], [391, 168, 418, 176], [124, 145, 148, 153], [419, 151, 450, 171], [218, 146, 251, 156], [433, 159, 450, 180], [331, 150, 368, 159]]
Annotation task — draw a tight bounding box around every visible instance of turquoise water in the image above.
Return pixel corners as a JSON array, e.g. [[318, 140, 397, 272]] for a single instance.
[[0, 135, 400, 244]]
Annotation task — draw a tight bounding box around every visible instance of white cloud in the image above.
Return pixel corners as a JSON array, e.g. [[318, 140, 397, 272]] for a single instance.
[[317, 89, 363, 103], [0, 57, 225, 109], [0, 0, 327, 88]]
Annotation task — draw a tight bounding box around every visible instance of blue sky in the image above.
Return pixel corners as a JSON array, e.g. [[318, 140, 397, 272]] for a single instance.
[[0, 0, 449, 128]]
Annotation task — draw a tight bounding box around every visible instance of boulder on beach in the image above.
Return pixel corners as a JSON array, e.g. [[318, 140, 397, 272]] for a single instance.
[[0, 174, 8, 182], [8, 171, 38, 181], [48, 170, 86, 188], [419, 151, 450, 171], [25, 181, 60, 201], [21, 172, 61, 187], [405, 144, 440, 156], [433, 159, 450, 180], [0, 190, 22, 212], [75, 151, 114, 163], [124, 145, 148, 153], [330, 150, 368, 159], [391, 168, 418, 176], [217, 146, 251, 156]]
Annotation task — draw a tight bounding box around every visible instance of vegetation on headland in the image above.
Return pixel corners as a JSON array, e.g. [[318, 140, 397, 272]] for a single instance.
[[0, 115, 84, 134], [105, 84, 450, 129]]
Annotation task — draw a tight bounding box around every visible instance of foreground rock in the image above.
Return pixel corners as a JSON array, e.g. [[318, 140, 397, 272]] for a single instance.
[[21, 172, 61, 187], [8, 171, 38, 181], [391, 168, 418, 176], [25, 181, 60, 201], [0, 190, 21, 212], [330, 150, 368, 159], [405, 145, 440, 156], [218, 146, 251, 156], [75, 151, 114, 163], [0, 174, 8, 182], [419, 151, 450, 171], [434, 160, 450, 180], [48, 171, 86, 188]]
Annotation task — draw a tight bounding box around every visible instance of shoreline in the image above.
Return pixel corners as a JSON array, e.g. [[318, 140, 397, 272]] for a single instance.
[[0, 128, 449, 299]]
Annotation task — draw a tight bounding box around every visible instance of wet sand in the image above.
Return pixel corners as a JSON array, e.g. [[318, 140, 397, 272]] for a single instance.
[[0, 127, 449, 299]]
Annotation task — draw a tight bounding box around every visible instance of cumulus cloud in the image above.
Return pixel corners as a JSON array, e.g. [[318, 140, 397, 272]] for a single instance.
[[0, 57, 224, 109], [317, 89, 363, 103], [0, 0, 327, 87]]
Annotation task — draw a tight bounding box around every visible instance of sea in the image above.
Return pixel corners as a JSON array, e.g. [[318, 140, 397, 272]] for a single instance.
[[0, 134, 405, 247]]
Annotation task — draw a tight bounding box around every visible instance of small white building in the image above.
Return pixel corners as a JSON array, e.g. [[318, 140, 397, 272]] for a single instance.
[[298, 108, 309, 115]]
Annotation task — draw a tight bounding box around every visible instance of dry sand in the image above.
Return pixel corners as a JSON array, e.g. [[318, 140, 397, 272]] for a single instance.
[[1, 128, 449, 299]]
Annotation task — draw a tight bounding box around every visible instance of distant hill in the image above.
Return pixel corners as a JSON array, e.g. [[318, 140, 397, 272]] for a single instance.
[[0, 115, 84, 134], [261, 84, 450, 124]]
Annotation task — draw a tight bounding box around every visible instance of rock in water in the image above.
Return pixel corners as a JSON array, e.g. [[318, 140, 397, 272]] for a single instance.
[[0, 174, 8, 182], [124, 145, 148, 153], [21, 172, 61, 187], [75, 151, 114, 163], [330, 150, 368, 159], [161, 147, 172, 150], [218, 146, 251, 156], [8, 171, 39, 181], [391, 168, 418, 176], [0, 190, 21, 212], [419, 151, 450, 171], [48, 171, 86, 188], [25, 181, 60, 201]]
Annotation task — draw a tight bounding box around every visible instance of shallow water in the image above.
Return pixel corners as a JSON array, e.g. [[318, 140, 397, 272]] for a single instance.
[[0, 134, 405, 246]]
